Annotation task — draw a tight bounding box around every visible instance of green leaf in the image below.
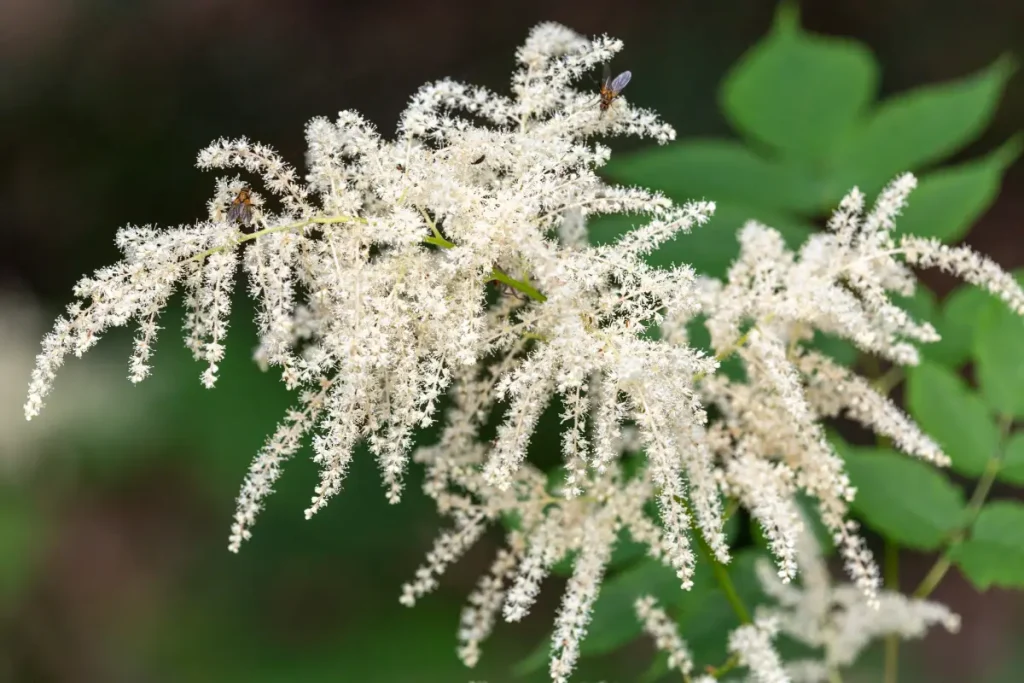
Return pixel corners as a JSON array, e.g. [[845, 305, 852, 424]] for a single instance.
[[833, 57, 1016, 194], [603, 139, 820, 214], [894, 137, 1022, 243], [638, 652, 670, 683], [892, 285, 938, 325], [999, 433, 1024, 486], [810, 331, 858, 367], [951, 501, 1024, 590], [924, 285, 990, 367], [973, 289, 1024, 418], [906, 361, 999, 476], [844, 446, 965, 549], [720, 3, 878, 161]]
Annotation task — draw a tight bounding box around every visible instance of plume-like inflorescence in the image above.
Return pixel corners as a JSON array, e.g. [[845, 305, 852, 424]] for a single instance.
[[24, 22, 1024, 683]]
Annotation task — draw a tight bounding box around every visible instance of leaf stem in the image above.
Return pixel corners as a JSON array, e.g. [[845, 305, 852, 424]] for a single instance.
[[913, 414, 1014, 598], [186, 210, 547, 302], [693, 317, 773, 383], [489, 268, 548, 303], [705, 653, 740, 679], [187, 214, 366, 264], [679, 496, 752, 625]]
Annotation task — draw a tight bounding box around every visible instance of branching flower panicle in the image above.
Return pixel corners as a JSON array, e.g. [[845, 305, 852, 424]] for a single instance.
[[24, 21, 1024, 683]]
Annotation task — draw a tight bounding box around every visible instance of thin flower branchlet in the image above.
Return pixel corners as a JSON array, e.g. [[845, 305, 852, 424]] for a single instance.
[[24, 22, 1024, 683]]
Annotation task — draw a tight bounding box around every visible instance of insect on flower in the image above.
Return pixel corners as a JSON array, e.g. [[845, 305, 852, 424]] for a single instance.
[[227, 186, 254, 226], [599, 64, 631, 113]]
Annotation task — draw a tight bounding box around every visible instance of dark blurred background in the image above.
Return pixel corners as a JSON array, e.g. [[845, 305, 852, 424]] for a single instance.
[[1, 1, 1022, 682]]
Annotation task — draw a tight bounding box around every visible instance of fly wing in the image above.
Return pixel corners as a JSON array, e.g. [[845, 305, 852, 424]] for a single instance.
[[602, 63, 612, 88], [609, 70, 632, 93], [227, 193, 252, 225]]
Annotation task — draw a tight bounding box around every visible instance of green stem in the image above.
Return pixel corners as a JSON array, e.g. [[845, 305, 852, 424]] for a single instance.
[[708, 548, 751, 624], [423, 235, 456, 248], [913, 414, 1014, 599], [489, 268, 548, 303], [883, 538, 900, 683], [873, 366, 904, 396], [694, 316, 775, 383], [187, 210, 548, 303], [706, 653, 740, 679], [187, 214, 366, 264], [828, 668, 845, 683], [680, 496, 751, 625]]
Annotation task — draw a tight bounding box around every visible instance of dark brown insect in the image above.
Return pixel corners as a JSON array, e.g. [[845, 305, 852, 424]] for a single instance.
[[227, 186, 254, 226], [470, 155, 486, 165], [599, 64, 632, 113]]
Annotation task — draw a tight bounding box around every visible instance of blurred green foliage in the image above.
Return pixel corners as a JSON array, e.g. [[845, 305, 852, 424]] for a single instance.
[[599, 3, 1018, 279]]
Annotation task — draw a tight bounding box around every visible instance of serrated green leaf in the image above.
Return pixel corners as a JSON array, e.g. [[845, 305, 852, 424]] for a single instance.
[[951, 501, 1024, 590], [603, 139, 820, 214], [720, 4, 877, 161], [894, 137, 1022, 243], [906, 361, 999, 476], [998, 433, 1024, 486], [832, 57, 1016, 194], [844, 446, 965, 549], [974, 291, 1024, 418]]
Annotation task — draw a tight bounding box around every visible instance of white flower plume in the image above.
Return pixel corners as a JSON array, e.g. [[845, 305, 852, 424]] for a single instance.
[[24, 22, 1024, 683]]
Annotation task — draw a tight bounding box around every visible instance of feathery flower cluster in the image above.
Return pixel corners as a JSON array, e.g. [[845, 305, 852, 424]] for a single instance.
[[755, 517, 960, 680], [23, 22, 1024, 683], [634, 595, 694, 675]]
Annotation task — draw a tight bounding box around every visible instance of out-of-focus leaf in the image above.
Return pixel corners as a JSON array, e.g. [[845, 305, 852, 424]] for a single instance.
[[999, 433, 1024, 486], [924, 285, 990, 367], [810, 331, 859, 367], [973, 289, 1024, 418], [893, 286, 939, 325], [720, 4, 877, 162], [844, 446, 965, 549], [894, 137, 1022, 243], [832, 57, 1016, 194], [906, 361, 999, 476], [951, 501, 1024, 590], [0, 491, 42, 606], [638, 652, 670, 683], [603, 139, 820, 214]]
